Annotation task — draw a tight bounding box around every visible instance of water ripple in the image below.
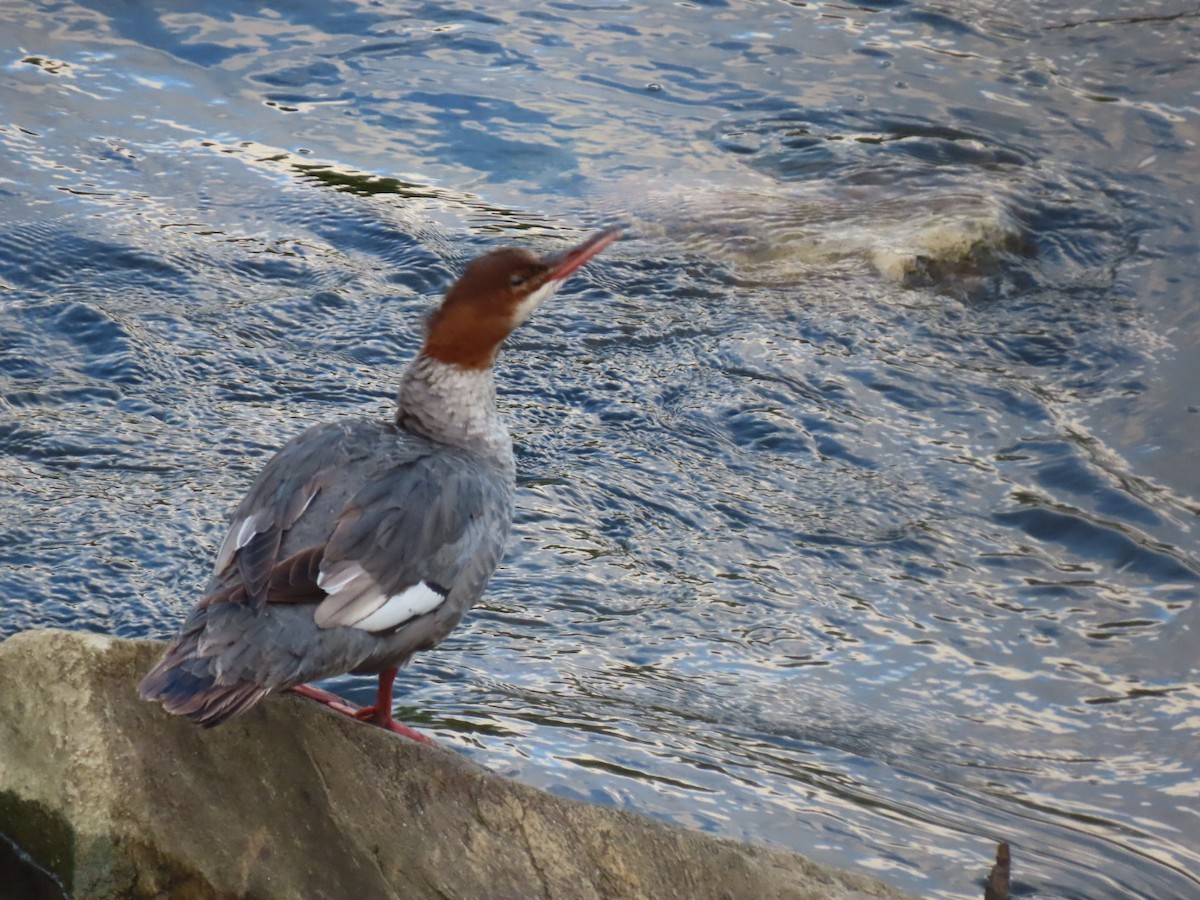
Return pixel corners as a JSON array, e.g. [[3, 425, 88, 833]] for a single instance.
[[2, 0, 1199, 896]]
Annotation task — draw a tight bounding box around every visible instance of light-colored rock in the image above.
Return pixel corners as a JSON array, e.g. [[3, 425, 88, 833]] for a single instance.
[[609, 179, 1025, 297], [0, 629, 912, 900]]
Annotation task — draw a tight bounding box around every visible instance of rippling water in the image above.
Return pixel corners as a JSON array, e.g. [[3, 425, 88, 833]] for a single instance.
[[2, 2, 1198, 897]]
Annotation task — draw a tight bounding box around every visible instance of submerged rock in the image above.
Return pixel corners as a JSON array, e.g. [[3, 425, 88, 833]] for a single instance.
[[0, 629, 909, 900], [612, 179, 1032, 302]]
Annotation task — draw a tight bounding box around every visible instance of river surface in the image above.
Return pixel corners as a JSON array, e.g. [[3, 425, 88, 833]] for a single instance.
[[2, 2, 1199, 897]]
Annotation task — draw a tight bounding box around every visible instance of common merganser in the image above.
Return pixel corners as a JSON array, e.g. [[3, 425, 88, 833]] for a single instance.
[[139, 226, 621, 744]]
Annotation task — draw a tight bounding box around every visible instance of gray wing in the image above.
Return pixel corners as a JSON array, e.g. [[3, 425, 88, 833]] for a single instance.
[[210, 417, 514, 634], [312, 449, 514, 630]]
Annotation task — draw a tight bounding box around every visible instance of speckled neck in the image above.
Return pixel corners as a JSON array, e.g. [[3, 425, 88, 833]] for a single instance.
[[396, 354, 514, 466]]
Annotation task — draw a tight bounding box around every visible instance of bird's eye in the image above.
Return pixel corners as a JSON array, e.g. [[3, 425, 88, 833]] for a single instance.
[[510, 273, 526, 287]]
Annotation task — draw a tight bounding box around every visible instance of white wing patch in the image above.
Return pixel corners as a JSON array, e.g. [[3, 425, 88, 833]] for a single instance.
[[353, 582, 446, 632], [314, 559, 446, 632], [316, 560, 369, 595], [214, 513, 263, 574]]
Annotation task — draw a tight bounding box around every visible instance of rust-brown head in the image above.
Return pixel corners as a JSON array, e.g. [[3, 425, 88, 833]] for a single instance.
[[421, 226, 621, 370]]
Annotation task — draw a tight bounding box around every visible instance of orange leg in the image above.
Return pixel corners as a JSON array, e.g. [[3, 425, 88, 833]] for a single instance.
[[288, 669, 435, 746]]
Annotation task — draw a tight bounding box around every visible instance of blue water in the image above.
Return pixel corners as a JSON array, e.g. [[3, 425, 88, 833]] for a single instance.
[[2, 2, 1199, 897]]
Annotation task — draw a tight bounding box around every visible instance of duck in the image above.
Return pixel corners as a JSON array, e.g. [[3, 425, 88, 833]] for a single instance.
[[139, 226, 621, 744]]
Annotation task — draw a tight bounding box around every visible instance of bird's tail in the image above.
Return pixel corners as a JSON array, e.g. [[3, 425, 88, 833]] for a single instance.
[[138, 644, 271, 728]]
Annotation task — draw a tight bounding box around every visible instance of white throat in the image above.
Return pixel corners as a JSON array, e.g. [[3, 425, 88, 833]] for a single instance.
[[511, 280, 560, 328], [396, 355, 514, 464]]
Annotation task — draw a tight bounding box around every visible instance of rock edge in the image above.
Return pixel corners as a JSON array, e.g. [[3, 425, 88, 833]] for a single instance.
[[0, 629, 911, 900]]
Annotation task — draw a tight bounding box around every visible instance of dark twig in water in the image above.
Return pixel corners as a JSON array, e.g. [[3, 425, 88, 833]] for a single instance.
[[1048, 10, 1200, 29], [984, 841, 1011, 900]]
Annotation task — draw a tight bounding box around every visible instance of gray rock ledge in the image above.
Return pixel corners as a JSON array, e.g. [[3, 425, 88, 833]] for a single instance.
[[0, 629, 912, 899]]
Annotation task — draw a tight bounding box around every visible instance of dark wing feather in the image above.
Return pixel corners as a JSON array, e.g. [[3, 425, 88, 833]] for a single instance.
[[263, 545, 327, 604], [235, 528, 282, 604]]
